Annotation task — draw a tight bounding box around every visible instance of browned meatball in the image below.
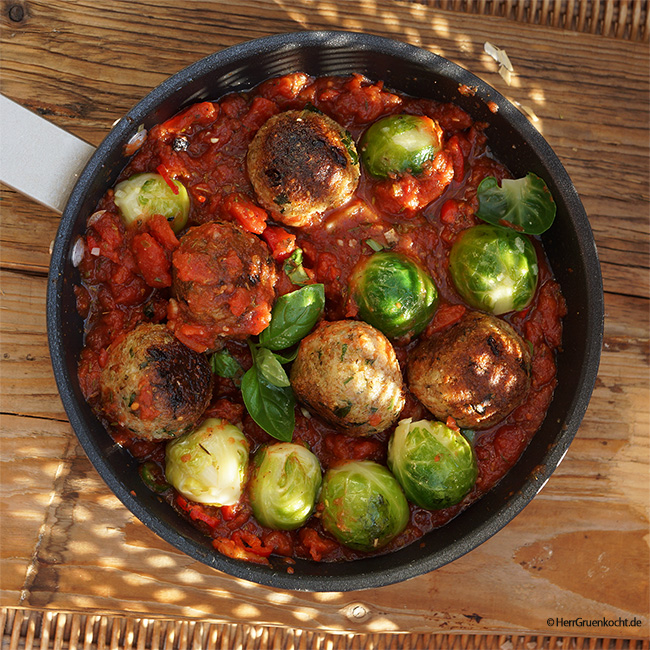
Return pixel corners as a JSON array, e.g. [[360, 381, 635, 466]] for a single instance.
[[247, 109, 360, 227], [168, 221, 277, 353], [407, 311, 531, 429], [98, 323, 213, 440], [290, 320, 405, 436]]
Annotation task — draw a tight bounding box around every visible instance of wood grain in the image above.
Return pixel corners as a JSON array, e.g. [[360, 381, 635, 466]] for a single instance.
[[1, 0, 648, 639]]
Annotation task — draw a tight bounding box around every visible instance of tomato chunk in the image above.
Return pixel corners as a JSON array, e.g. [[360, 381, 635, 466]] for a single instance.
[[262, 226, 297, 261], [222, 193, 268, 234], [132, 233, 172, 288]]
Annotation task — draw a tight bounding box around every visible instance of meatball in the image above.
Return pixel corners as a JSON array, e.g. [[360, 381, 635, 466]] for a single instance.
[[407, 311, 531, 430], [168, 221, 277, 353], [290, 320, 405, 436], [247, 109, 360, 227], [98, 323, 213, 440]]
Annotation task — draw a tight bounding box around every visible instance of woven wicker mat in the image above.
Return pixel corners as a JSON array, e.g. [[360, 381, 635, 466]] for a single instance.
[[413, 0, 648, 40], [2, 609, 649, 650]]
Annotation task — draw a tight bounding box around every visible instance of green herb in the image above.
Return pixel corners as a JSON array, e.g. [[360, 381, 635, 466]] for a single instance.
[[255, 346, 291, 388], [476, 173, 556, 235], [139, 461, 170, 494], [259, 284, 325, 351], [365, 238, 385, 252], [333, 402, 352, 419], [241, 364, 295, 442], [274, 192, 291, 206], [240, 284, 325, 441], [210, 348, 243, 381], [283, 247, 310, 286], [342, 130, 359, 165], [304, 103, 324, 115], [272, 347, 299, 364]]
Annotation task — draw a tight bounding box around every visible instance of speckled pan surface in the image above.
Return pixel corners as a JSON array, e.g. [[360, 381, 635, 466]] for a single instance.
[[47, 31, 604, 592]]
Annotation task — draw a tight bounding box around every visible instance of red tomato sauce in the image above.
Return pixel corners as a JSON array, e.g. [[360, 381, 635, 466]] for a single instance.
[[75, 73, 566, 565]]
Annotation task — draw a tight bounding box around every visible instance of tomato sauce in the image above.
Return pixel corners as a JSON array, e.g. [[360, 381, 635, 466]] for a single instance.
[[75, 73, 566, 565]]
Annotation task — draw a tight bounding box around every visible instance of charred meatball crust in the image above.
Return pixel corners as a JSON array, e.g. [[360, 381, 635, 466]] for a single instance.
[[99, 323, 213, 440], [290, 320, 405, 436], [407, 311, 532, 430], [169, 221, 277, 352], [247, 109, 360, 227]]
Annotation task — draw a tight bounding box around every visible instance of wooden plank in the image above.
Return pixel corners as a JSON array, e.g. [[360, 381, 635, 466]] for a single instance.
[[1, 6, 648, 296], [0, 416, 77, 604], [0, 276, 646, 633], [0, 270, 67, 420]]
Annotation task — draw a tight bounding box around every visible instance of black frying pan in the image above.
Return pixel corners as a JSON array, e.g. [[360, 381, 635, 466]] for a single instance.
[[45, 30, 604, 591]]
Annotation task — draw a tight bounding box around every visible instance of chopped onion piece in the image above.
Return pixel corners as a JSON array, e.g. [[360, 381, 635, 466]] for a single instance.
[[385, 228, 399, 245], [125, 126, 148, 155], [71, 237, 85, 267], [87, 210, 106, 227]]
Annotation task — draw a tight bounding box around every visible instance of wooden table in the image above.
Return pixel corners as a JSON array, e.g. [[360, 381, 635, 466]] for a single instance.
[[1, 1, 648, 647]]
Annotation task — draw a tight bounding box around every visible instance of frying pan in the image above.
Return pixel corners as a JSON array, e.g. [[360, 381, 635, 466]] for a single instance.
[[7, 31, 604, 591]]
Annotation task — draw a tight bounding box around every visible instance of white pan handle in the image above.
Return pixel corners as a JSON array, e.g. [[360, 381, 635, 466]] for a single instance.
[[0, 94, 96, 214]]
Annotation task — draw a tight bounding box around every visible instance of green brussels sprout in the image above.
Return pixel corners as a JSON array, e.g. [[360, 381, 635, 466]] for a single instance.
[[165, 418, 249, 506], [449, 224, 539, 315], [113, 172, 190, 233], [248, 442, 322, 530], [349, 251, 438, 339], [387, 418, 478, 510], [319, 460, 409, 552], [359, 114, 443, 179]]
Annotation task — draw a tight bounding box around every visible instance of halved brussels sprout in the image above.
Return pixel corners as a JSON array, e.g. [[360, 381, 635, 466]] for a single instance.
[[248, 442, 322, 530], [165, 418, 249, 506], [449, 224, 539, 314], [349, 251, 438, 339], [319, 460, 409, 552], [359, 114, 443, 179], [113, 172, 190, 233], [388, 418, 478, 510]]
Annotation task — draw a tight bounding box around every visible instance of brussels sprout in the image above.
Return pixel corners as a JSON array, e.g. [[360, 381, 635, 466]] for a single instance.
[[388, 418, 477, 510], [248, 443, 322, 530], [319, 460, 409, 552], [449, 224, 538, 315], [113, 172, 190, 233], [476, 173, 556, 235], [349, 251, 438, 339], [165, 418, 249, 506], [360, 114, 443, 179]]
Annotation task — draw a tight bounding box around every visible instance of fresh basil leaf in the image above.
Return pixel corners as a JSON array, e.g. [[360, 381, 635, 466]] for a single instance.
[[283, 247, 310, 286], [259, 284, 325, 350], [210, 348, 242, 379], [476, 173, 556, 235], [273, 347, 299, 364], [241, 365, 295, 442], [255, 346, 291, 388]]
